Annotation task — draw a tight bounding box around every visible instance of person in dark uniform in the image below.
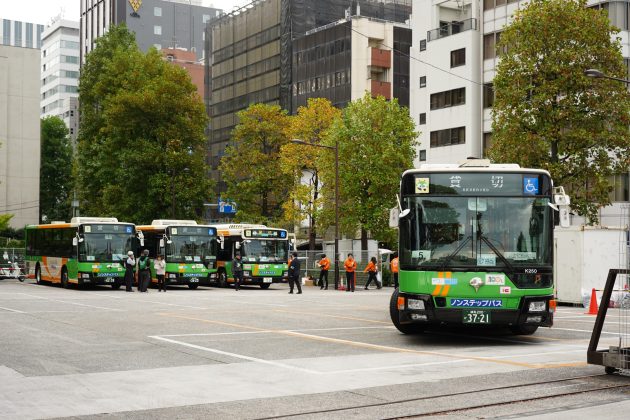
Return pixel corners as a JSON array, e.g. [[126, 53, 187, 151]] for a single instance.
[[232, 253, 243, 291], [288, 251, 302, 294], [124, 251, 135, 292], [138, 249, 151, 292]]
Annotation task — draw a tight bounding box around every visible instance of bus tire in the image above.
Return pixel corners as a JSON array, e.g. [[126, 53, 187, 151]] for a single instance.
[[605, 366, 618, 375], [111, 283, 121, 290], [61, 268, 69, 289], [390, 289, 425, 334], [217, 270, 227, 288], [188, 283, 199, 290], [35, 265, 42, 285], [260, 283, 270, 290], [509, 325, 538, 335]]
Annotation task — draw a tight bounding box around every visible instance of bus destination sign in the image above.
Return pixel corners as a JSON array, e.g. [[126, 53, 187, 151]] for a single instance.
[[244, 229, 287, 239], [412, 173, 546, 196], [170, 227, 216, 236], [83, 224, 133, 234]]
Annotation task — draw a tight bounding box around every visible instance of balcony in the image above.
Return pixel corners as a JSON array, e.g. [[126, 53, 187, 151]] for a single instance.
[[370, 47, 391, 68], [427, 18, 477, 42], [371, 80, 391, 100]]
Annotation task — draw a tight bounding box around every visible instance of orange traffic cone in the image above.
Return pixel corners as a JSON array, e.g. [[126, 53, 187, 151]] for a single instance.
[[585, 288, 598, 315]]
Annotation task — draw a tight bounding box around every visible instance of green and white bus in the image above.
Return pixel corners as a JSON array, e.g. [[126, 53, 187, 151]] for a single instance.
[[25, 217, 139, 289], [136, 220, 218, 289], [213, 224, 290, 289], [390, 162, 570, 335]]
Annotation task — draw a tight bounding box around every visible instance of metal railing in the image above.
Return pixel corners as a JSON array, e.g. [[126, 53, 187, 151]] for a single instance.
[[427, 18, 477, 42]]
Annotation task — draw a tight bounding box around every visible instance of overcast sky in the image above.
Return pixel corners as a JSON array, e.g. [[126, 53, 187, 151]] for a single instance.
[[1, 0, 250, 25]]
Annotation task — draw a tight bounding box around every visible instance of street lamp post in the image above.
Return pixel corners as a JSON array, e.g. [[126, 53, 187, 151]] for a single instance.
[[585, 68, 630, 85], [291, 139, 341, 289]]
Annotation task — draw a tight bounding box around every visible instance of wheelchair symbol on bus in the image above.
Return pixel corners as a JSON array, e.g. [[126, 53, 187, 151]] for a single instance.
[[523, 177, 539, 195]]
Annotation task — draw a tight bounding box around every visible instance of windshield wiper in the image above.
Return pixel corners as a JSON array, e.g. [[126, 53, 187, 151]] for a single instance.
[[439, 235, 472, 271], [478, 234, 516, 273]]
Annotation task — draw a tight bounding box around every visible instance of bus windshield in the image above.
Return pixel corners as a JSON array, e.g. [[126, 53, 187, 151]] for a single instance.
[[79, 233, 134, 262], [400, 196, 552, 270], [167, 235, 217, 263], [242, 239, 288, 263]]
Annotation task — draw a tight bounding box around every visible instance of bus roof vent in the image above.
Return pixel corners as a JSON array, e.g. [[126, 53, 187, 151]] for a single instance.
[[151, 219, 198, 226], [459, 158, 492, 167], [71, 217, 119, 223]]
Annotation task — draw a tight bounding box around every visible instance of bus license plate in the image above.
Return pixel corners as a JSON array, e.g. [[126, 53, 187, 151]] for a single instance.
[[263, 277, 272, 283], [190, 278, 199, 283], [104, 278, 114, 283], [462, 309, 490, 324]]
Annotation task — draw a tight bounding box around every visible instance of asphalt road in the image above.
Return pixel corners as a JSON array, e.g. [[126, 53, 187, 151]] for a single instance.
[[0, 279, 628, 419]]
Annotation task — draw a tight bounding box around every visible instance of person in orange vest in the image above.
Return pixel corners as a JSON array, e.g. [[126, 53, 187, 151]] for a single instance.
[[317, 253, 331, 290], [390, 253, 399, 288], [344, 253, 357, 292], [363, 256, 381, 290]]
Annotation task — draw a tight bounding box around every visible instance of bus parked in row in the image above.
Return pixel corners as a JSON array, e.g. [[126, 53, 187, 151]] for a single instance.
[[213, 224, 290, 289], [135, 220, 218, 289], [24, 217, 139, 289], [390, 161, 570, 335]]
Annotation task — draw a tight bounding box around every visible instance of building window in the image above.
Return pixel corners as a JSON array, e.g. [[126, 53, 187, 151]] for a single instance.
[[419, 39, 426, 51], [154, 6, 162, 17], [419, 150, 427, 161], [154, 43, 162, 50], [430, 127, 466, 148], [483, 132, 493, 157], [450, 48, 465, 68], [154, 25, 162, 35], [484, 32, 504, 60], [483, 83, 495, 108], [419, 76, 426, 88], [609, 173, 630, 202], [203, 14, 211, 23], [430, 88, 466, 110], [419, 113, 426, 125]]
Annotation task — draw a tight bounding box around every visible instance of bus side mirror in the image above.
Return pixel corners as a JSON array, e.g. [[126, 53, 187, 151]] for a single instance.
[[159, 239, 165, 248], [72, 237, 78, 247], [140, 239, 145, 246], [235, 242, 241, 250]]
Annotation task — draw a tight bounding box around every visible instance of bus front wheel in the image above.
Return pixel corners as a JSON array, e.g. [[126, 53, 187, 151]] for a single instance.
[[61, 269, 69, 289], [217, 271, 227, 288], [35, 266, 42, 284], [390, 289, 425, 334], [509, 325, 538, 335], [188, 283, 199, 290]]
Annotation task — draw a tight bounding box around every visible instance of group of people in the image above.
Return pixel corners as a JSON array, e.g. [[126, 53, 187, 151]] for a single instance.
[[313, 252, 399, 292], [123, 250, 167, 292]]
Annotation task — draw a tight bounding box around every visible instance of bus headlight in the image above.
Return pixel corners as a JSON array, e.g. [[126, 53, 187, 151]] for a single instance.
[[528, 301, 546, 312], [243, 271, 250, 277], [82, 273, 90, 278], [169, 273, 177, 279], [407, 299, 425, 310], [283, 271, 288, 277]]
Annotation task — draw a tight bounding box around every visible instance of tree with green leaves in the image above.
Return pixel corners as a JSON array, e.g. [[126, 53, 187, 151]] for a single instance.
[[76, 24, 212, 223], [489, 0, 630, 223], [40, 116, 73, 223], [320, 93, 418, 249], [0, 214, 12, 232], [279, 98, 341, 249], [220, 103, 291, 224]]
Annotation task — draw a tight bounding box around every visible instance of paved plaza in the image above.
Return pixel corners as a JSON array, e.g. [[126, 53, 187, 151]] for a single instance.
[[0, 280, 629, 419]]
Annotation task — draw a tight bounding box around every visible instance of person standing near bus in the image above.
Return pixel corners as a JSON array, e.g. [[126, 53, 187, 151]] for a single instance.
[[344, 253, 357, 292], [124, 251, 135, 292], [155, 254, 166, 292], [138, 249, 151, 292], [390, 253, 399, 288], [288, 251, 302, 294], [364, 256, 381, 290], [232, 253, 243, 291], [317, 254, 330, 290]]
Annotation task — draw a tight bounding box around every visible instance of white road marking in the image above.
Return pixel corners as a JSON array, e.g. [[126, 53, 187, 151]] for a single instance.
[[551, 327, 630, 336], [0, 305, 25, 313], [149, 335, 321, 374], [16, 293, 122, 311], [159, 325, 393, 338]]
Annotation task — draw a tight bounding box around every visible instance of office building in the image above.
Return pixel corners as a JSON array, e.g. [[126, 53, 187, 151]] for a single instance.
[[80, 0, 222, 64], [41, 19, 80, 141], [0, 18, 45, 49], [162, 47, 204, 99], [206, 0, 411, 218], [0, 45, 41, 228]]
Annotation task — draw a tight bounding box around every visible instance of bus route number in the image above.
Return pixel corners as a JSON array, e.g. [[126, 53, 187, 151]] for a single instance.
[[524, 268, 538, 274]]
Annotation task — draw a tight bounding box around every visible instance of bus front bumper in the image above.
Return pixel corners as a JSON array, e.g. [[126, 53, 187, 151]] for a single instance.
[[164, 272, 216, 286], [396, 292, 554, 328], [239, 276, 288, 285], [77, 273, 124, 286]]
